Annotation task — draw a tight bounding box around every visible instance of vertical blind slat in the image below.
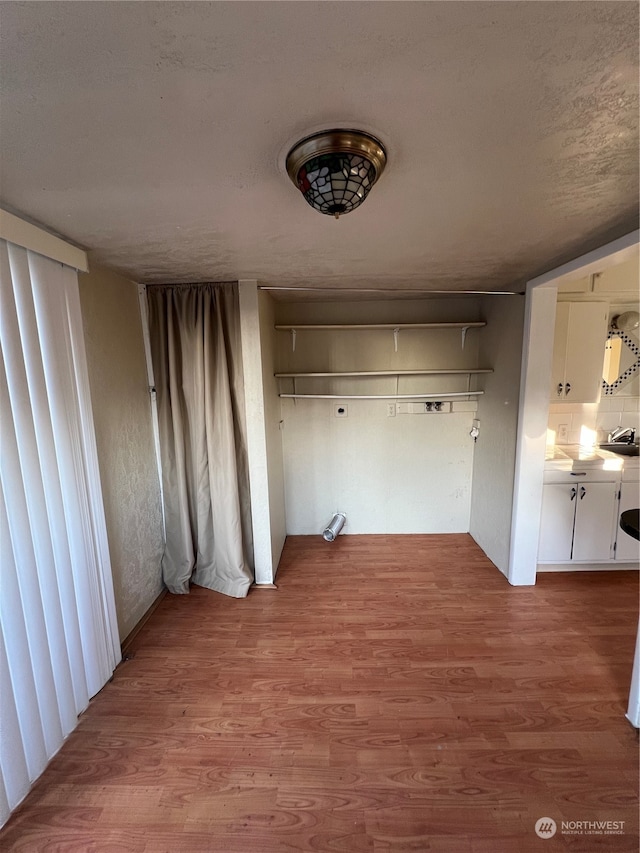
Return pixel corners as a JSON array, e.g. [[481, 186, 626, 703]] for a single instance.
[[29, 252, 101, 699], [0, 479, 48, 786], [0, 616, 30, 820]]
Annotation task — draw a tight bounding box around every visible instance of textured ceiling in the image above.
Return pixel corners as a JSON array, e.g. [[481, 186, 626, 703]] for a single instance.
[[1, 1, 638, 293]]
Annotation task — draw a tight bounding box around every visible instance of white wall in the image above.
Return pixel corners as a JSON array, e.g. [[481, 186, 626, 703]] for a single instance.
[[469, 296, 525, 574], [258, 291, 287, 576], [78, 265, 164, 639], [275, 298, 485, 535], [238, 281, 287, 583]]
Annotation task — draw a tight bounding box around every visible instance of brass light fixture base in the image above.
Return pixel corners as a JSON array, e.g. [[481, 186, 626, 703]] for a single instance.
[[286, 130, 387, 184]]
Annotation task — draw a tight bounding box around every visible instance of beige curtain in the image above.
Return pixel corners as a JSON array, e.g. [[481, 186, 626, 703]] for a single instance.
[[147, 283, 253, 597]]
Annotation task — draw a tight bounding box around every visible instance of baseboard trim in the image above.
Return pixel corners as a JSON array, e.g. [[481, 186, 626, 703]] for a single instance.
[[537, 562, 639, 573], [251, 583, 278, 590], [121, 588, 167, 654]]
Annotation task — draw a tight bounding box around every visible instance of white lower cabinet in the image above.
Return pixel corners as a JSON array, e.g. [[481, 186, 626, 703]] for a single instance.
[[616, 479, 640, 562], [538, 483, 577, 562], [538, 475, 618, 564], [571, 482, 618, 561]]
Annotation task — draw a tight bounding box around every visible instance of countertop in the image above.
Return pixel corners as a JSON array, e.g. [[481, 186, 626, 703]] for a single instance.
[[544, 444, 639, 472]]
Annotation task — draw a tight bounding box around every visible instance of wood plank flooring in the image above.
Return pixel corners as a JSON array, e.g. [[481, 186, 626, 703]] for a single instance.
[[2, 534, 638, 852]]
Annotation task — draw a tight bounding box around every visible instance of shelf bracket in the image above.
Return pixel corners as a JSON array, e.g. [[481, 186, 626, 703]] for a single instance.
[[461, 326, 468, 349], [393, 327, 400, 352], [290, 328, 297, 352]]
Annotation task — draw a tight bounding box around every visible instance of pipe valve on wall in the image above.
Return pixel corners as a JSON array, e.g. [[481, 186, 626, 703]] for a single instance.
[[323, 513, 346, 541]]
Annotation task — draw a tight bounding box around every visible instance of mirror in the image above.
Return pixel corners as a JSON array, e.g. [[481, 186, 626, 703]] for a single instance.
[[602, 327, 639, 396]]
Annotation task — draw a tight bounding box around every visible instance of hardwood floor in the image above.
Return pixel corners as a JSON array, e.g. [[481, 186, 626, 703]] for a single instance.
[[2, 534, 638, 852]]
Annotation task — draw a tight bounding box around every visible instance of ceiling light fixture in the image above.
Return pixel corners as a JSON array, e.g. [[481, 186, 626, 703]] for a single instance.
[[286, 129, 387, 219]]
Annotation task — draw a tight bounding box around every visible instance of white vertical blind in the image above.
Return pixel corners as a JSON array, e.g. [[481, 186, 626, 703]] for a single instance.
[[0, 240, 120, 826]]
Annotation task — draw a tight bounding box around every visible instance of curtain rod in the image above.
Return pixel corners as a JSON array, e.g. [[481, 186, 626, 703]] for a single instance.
[[145, 280, 236, 288], [258, 286, 522, 296]]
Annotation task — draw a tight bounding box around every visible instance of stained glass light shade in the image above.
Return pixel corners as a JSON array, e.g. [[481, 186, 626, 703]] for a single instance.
[[286, 130, 386, 219]]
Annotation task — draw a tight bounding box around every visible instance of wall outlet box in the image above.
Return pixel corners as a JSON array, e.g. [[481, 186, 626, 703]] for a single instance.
[[396, 402, 452, 414], [557, 423, 568, 442], [387, 403, 396, 417], [424, 401, 452, 413], [334, 404, 348, 418]]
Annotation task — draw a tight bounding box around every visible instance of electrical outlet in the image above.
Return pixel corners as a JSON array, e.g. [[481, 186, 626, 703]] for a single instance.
[[334, 404, 348, 418], [387, 403, 396, 417], [557, 423, 568, 443]]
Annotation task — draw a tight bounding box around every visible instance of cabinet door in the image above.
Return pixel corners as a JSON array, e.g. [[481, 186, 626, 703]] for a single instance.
[[538, 483, 576, 562], [563, 302, 608, 403], [572, 482, 617, 562], [550, 303, 570, 401], [616, 482, 640, 562]]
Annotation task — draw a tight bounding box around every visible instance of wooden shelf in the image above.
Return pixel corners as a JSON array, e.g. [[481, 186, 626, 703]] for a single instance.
[[276, 321, 486, 353], [275, 368, 493, 378], [275, 322, 486, 331]]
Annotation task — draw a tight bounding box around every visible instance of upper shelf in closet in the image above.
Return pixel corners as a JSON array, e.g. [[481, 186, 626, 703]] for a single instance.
[[275, 320, 486, 352], [275, 322, 486, 330], [275, 369, 493, 378]]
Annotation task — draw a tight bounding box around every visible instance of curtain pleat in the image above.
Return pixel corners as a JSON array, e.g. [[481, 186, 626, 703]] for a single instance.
[[147, 283, 253, 597], [0, 240, 120, 826]]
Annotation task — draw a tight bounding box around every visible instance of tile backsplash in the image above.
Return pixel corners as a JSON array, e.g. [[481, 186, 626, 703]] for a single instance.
[[548, 397, 639, 446]]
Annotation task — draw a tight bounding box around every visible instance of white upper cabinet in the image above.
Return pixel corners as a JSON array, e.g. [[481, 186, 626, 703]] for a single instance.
[[550, 302, 608, 403], [550, 302, 571, 401]]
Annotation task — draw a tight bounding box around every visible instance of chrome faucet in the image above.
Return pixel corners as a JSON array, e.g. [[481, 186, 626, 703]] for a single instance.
[[609, 426, 636, 444]]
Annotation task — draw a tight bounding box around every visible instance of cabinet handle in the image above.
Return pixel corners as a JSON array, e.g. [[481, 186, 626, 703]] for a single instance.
[[579, 486, 586, 500], [565, 382, 571, 396], [570, 487, 577, 501], [557, 383, 564, 397], [570, 472, 587, 476]]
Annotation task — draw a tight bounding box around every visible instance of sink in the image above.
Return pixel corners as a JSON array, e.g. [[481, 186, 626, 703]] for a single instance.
[[598, 443, 640, 456]]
